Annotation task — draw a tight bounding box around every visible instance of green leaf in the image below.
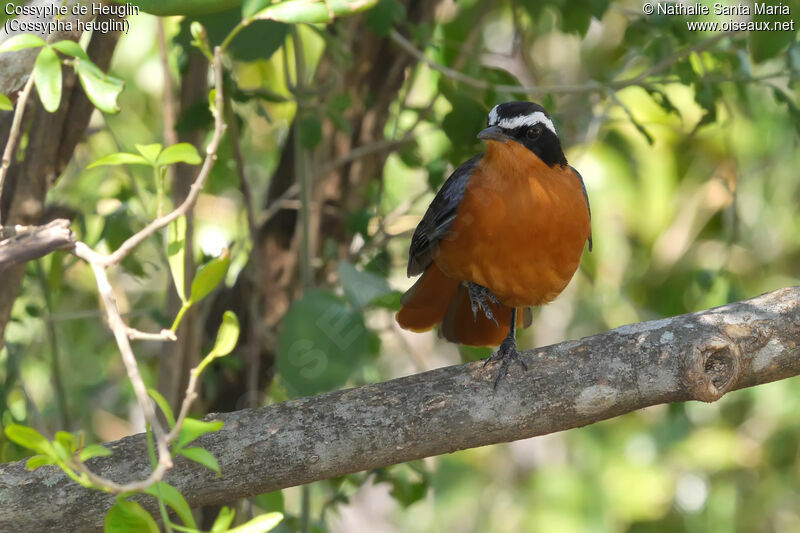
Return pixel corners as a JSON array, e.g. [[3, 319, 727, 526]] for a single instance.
[[188, 249, 230, 304], [196, 311, 240, 375], [337, 261, 392, 310], [104, 497, 159, 533], [254, 0, 379, 23], [227, 512, 284, 533], [210, 506, 235, 532], [79, 444, 112, 461], [135, 143, 163, 164], [178, 446, 221, 475], [147, 388, 176, 428], [242, 0, 272, 17], [298, 115, 322, 149], [0, 33, 46, 53], [0, 93, 12, 111], [144, 482, 197, 528], [55, 431, 76, 454], [156, 142, 202, 166], [88, 152, 150, 169], [175, 417, 224, 450], [51, 40, 89, 60], [365, 0, 405, 36], [4, 424, 55, 456], [210, 311, 240, 358], [167, 216, 188, 303], [276, 289, 372, 396], [179, 8, 288, 62], [26, 454, 56, 470], [34, 46, 62, 113], [75, 59, 124, 114]]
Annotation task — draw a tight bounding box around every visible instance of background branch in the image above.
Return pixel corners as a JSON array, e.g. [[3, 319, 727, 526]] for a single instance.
[[0, 218, 74, 269], [2, 286, 799, 532]]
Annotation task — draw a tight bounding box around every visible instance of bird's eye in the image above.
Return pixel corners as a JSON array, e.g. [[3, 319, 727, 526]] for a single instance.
[[527, 126, 542, 140]]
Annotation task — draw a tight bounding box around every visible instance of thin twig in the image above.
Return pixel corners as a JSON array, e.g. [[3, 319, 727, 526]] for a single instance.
[[389, 29, 734, 96], [64, 47, 227, 494], [0, 74, 36, 223], [127, 328, 177, 342], [97, 49, 227, 267], [74, 241, 172, 479]]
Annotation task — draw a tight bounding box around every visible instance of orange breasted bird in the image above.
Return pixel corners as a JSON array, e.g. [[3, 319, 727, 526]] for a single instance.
[[396, 101, 592, 386]]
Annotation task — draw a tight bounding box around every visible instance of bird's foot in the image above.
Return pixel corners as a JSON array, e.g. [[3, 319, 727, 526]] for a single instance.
[[484, 335, 528, 388], [467, 282, 500, 325]]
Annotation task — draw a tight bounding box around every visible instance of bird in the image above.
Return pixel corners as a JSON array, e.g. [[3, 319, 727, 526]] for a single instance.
[[395, 101, 592, 386]]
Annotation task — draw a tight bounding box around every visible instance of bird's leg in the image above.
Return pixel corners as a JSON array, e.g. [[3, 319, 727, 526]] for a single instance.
[[484, 308, 528, 388], [466, 281, 500, 325]]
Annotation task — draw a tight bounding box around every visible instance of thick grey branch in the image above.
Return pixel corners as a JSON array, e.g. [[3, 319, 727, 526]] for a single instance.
[[0, 218, 74, 269], [2, 286, 799, 532]]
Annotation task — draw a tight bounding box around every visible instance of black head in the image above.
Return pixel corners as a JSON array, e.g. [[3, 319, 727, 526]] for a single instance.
[[478, 101, 567, 167]]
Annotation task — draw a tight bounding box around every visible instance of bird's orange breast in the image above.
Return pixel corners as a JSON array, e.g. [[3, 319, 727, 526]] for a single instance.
[[435, 140, 591, 308]]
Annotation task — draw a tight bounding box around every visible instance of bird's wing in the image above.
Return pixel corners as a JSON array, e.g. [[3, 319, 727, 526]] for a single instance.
[[570, 165, 593, 252], [407, 154, 482, 276]]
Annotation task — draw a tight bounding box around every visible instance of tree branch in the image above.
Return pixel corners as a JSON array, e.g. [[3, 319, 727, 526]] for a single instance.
[[0, 218, 74, 269], [1, 286, 799, 531]]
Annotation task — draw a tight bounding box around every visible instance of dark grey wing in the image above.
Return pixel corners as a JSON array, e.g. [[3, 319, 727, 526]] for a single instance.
[[570, 165, 593, 252], [407, 154, 482, 276]]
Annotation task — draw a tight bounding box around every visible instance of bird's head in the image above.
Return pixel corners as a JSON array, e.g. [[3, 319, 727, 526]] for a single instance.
[[478, 101, 567, 167]]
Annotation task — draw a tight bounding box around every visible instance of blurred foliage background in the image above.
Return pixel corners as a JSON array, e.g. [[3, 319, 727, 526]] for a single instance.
[[2, 0, 800, 531]]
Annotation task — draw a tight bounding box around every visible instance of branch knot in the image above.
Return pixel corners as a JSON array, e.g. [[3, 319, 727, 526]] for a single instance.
[[682, 336, 743, 402]]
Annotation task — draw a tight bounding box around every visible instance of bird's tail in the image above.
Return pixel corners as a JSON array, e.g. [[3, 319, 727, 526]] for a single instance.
[[396, 263, 531, 347]]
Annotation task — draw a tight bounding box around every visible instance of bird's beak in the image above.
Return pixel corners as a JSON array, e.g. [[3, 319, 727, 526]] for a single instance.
[[477, 125, 509, 143]]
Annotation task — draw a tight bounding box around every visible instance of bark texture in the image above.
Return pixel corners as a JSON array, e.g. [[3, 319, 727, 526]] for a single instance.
[[0, 218, 74, 269], [1, 286, 799, 532]]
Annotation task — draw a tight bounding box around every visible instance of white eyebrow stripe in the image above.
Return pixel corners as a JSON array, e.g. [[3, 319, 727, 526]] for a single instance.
[[488, 105, 499, 126], [496, 111, 557, 136]]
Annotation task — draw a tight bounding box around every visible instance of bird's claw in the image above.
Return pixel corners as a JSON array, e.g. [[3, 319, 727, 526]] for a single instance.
[[467, 282, 499, 325], [484, 335, 528, 388]]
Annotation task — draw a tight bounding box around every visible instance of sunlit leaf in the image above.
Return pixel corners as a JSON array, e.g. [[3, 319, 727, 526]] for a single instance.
[[0, 93, 12, 111], [242, 0, 271, 17], [196, 311, 240, 375], [75, 59, 124, 114], [253, 0, 379, 23], [55, 431, 76, 454], [226, 512, 283, 533], [144, 482, 197, 528], [79, 444, 112, 462], [4, 424, 55, 456], [51, 40, 89, 60], [88, 152, 150, 169], [156, 142, 202, 166], [209, 311, 239, 358], [34, 46, 62, 113], [135, 143, 163, 164], [167, 216, 188, 303], [104, 497, 159, 533], [188, 249, 230, 304], [175, 417, 224, 450], [0, 33, 46, 53], [210, 506, 235, 532], [26, 454, 56, 470], [178, 446, 221, 475]]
